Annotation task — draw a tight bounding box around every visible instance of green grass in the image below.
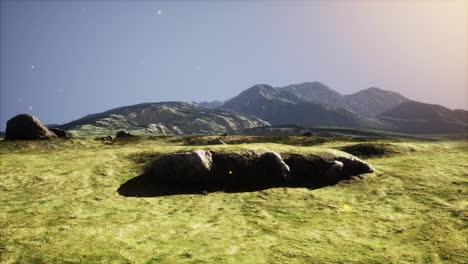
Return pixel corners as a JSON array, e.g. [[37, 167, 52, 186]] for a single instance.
[[0, 136, 467, 264], [244, 126, 438, 141]]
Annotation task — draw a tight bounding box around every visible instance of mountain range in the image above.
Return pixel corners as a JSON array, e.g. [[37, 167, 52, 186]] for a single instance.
[[220, 83, 392, 130], [221, 82, 411, 119], [51, 82, 467, 136], [219, 82, 467, 134]]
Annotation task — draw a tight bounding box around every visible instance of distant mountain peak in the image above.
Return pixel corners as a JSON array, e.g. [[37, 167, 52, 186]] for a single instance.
[[219, 82, 392, 129], [357, 87, 405, 96], [279, 81, 345, 107], [344, 87, 411, 117]]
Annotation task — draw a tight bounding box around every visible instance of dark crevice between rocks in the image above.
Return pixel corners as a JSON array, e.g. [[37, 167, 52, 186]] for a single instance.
[[117, 150, 374, 197]]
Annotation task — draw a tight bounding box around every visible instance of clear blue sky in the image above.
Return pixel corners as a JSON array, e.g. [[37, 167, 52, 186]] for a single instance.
[[1, 0, 467, 130]]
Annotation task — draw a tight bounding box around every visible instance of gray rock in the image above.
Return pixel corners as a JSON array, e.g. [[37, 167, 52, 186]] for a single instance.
[[5, 114, 57, 140], [335, 156, 374, 176], [259, 151, 292, 183], [284, 153, 374, 186], [149, 149, 213, 184]]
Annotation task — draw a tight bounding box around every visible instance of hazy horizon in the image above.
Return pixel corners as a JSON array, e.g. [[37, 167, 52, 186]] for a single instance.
[[1, 0, 467, 130]]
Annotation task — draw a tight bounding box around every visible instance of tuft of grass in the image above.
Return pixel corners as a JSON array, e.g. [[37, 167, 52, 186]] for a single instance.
[[0, 136, 466, 263]]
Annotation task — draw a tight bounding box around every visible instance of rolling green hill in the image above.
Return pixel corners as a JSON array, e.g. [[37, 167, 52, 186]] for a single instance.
[[0, 136, 466, 263]]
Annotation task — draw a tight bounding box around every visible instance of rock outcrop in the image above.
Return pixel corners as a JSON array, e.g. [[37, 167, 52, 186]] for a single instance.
[[118, 150, 374, 196], [149, 150, 213, 185], [5, 114, 57, 140]]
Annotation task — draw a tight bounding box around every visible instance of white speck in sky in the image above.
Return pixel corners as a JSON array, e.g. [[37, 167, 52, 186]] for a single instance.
[[28, 106, 33, 110], [31, 65, 35, 69], [156, 10, 162, 15]]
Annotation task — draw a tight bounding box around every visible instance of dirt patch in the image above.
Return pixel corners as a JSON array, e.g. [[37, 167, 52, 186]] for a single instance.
[[118, 150, 374, 197]]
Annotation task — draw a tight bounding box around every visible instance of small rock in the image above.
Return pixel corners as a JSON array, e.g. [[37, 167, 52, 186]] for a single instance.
[[97, 136, 113, 141], [50, 128, 70, 138], [209, 139, 227, 145], [116, 130, 132, 138]]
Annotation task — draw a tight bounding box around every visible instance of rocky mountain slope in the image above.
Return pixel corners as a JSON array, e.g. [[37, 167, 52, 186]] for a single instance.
[[378, 101, 468, 134], [195, 100, 224, 109], [275, 82, 410, 117], [344, 87, 411, 117], [59, 102, 270, 137], [220, 84, 393, 130], [218, 82, 467, 134], [279, 82, 347, 108]]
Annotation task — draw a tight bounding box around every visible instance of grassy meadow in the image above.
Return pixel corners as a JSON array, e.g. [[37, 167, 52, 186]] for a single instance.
[[0, 135, 467, 264]]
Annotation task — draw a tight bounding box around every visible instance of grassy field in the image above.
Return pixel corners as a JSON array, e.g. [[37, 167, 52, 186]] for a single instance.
[[0, 135, 467, 264]]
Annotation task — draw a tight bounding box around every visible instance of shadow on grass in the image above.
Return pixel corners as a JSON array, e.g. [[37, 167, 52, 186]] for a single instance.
[[117, 172, 331, 197]]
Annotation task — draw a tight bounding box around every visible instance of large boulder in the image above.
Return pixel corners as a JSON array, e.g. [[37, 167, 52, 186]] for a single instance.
[[5, 114, 57, 140], [50, 128, 70, 138]]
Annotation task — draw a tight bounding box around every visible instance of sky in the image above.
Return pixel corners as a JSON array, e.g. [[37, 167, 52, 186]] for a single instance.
[[1, 0, 467, 130]]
